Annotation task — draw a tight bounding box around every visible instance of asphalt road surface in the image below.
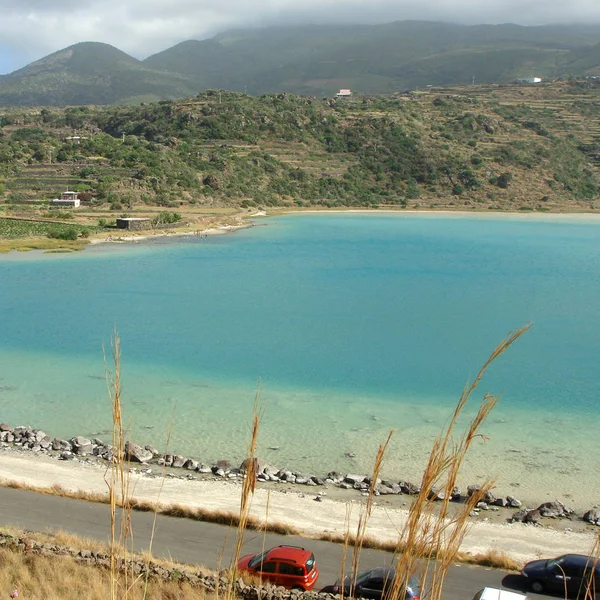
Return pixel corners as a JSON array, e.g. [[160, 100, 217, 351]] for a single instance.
[[0, 486, 542, 600]]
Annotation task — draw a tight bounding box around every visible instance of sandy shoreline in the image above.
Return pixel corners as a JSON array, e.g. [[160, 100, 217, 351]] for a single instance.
[[0, 450, 595, 564], [282, 208, 600, 223], [88, 221, 253, 245]]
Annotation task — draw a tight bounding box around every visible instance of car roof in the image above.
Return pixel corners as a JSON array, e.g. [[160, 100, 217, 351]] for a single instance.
[[366, 567, 395, 579], [265, 545, 313, 563], [359, 567, 419, 585], [475, 588, 528, 600], [562, 555, 600, 565]]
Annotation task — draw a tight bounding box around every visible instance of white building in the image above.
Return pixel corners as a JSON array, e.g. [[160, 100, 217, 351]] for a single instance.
[[336, 89, 352, 97], [51, 191, 80, 207], [516, 77, 542, 84]]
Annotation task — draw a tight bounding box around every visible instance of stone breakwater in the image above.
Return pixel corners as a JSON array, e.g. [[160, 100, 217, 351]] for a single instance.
[[1, 422, 599, 528], [0, 531, 317, 600]]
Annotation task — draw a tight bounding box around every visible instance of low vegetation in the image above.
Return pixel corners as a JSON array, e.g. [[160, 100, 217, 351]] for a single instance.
[[1, 79, 600, 227]]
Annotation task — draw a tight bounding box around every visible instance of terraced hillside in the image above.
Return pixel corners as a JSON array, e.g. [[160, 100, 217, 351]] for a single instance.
[[1, 81, 600, 217]]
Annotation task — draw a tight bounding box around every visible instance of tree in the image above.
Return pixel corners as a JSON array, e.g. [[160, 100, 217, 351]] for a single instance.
[[497, 172, 513, 189]]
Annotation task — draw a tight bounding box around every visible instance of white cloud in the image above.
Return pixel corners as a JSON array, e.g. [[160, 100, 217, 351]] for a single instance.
[[2, 0, 600, 72]]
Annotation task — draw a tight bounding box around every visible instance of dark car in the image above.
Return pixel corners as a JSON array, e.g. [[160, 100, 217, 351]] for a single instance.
[[522, 554, 599, 598], [237, 545, 319, 591], [319, 566, 421, 600]]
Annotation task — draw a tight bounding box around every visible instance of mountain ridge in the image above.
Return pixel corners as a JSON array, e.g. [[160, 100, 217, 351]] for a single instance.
[[2, 21, 600, 105]]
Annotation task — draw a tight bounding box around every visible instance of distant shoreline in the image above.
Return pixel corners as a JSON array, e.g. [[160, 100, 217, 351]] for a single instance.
[[278, 207, 600, 222]]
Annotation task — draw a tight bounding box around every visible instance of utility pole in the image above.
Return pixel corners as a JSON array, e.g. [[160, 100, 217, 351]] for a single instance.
[[472, 76, 476, 86]]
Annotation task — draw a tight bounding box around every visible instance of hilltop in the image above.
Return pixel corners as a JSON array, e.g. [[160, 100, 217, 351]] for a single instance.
[[1, 79, 600, 234], [2, 22, 600, 105]]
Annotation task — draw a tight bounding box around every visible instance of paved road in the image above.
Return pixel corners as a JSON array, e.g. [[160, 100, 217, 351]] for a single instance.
[[0, 487, 537, 600]]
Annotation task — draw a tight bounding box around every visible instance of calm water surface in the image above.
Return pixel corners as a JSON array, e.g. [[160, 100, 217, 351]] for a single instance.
[[1, 213, 599, 506]]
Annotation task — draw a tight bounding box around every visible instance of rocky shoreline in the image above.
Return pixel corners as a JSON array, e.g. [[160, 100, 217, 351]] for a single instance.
[[1, 421, 599, 529]]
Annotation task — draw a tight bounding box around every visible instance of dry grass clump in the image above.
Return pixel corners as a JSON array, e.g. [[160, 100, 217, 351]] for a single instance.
[[458, 549, 522, 571], [0, 548, 206, 600]]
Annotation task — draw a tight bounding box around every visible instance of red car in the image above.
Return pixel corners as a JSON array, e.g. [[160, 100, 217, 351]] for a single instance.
[[237, 545, 319, 590]]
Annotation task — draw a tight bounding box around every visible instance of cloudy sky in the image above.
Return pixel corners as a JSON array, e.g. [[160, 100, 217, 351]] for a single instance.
[[1, 0, 600, 74]]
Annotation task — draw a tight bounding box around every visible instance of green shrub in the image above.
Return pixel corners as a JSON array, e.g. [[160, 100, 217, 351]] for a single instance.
[[151, 211, 182, 225], [497, 172, 513, 189], [47, 226, 79, 240]]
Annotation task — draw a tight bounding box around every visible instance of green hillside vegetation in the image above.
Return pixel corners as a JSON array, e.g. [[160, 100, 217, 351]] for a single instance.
[[4, 22, 600, 106], [1, 80, 600, 227]]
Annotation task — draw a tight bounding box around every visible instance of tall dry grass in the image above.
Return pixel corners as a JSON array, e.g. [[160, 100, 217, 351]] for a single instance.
[[104, 331, 137, 600], [389, 324, 532, 600], [222, 385, 264, 600], [580, 531, 600, 600], [0, 547, 207, 600], [347, 430, 394, 599]]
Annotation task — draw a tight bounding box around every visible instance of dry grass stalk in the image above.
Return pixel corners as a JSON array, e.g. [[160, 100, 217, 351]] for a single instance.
[[142, 404, 177, 599], [225, 382, 264, 600], [349, 430, 394, 599], [390, 324, 531, 600], [339, 503, 354, 600], [103, 331, 137, 600], [581, 531, 600, 600]]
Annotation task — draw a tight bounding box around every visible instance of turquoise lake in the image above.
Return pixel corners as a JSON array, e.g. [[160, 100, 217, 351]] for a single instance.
[[1, 213, 599, 506]]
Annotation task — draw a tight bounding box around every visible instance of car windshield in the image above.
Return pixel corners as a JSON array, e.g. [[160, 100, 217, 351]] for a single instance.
[[356, 571, 375, 586], [547, 557, 565, 569], [248, 551, 268, 569]]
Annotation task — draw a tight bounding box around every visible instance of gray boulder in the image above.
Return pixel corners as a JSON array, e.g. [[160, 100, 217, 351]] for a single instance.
[[39, 436, 52, 449], [583, 509, 600, 526], [0, 423, 13, 432], [524, 509, 542, 525], [33, 430, 47, 443], [125, 441, 153, 463], [509, 508, 531, 523], [399, 481, 420, 495], [507, 496, 522, 508], [71, 436, 94, 456], [144, 444, 160, 457], [171, 455, 186, 468], [537, 500, 573, 519], [52, 438, 71, 451], [344, 474, 366, 485]]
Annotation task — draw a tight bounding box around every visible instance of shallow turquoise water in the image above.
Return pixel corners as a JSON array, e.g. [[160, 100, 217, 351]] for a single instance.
[[1, 213, 599, 505]]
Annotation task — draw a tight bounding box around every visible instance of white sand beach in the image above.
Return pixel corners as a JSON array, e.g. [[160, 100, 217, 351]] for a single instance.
[[0, 451, 595, 565]]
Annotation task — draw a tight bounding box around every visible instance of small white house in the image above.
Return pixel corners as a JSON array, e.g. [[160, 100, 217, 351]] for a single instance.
[[51, 191, 80, 207], [336, 89, 352, 97]]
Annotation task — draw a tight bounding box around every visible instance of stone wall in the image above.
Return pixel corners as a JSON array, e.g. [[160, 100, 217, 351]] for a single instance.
[[0, 531, 320, 600]]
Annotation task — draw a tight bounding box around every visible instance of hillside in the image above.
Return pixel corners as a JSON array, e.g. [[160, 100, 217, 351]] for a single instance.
[[3, 22, 600, 105], [0, 42, 199, 106], [1, 80, 600, 217]]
